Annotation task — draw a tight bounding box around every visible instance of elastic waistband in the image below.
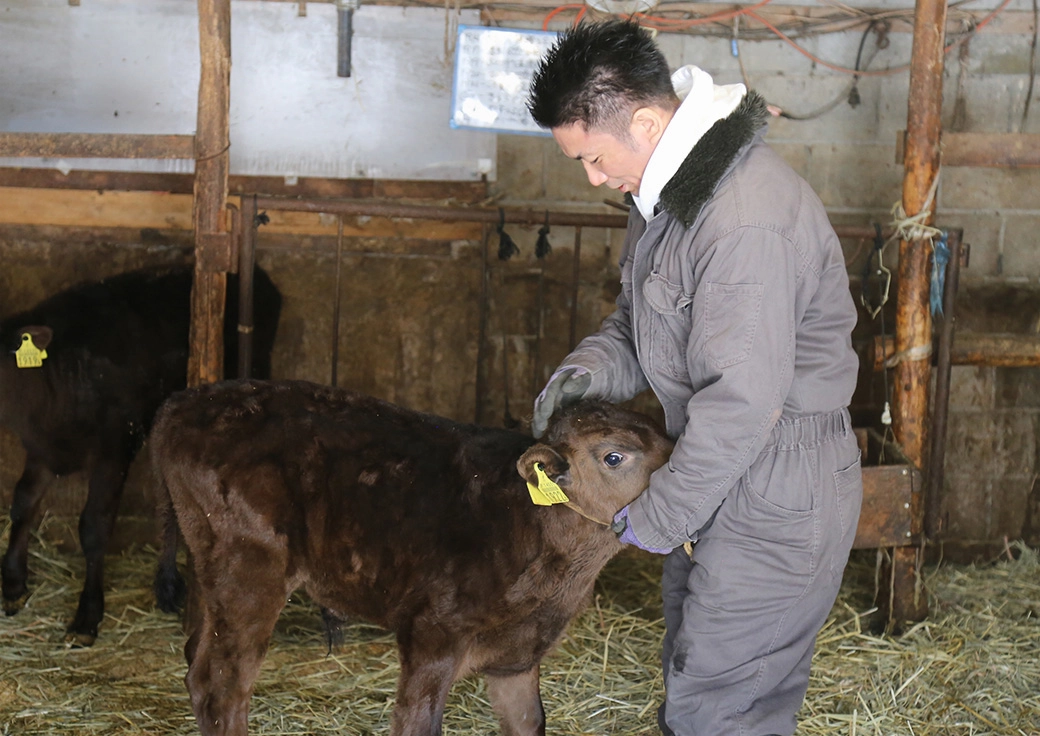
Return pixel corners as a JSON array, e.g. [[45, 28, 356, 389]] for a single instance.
[[764, 407, 851, 450]]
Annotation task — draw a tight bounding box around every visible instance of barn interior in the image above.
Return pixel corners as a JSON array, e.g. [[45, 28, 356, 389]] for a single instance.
[[1, 0, 1039, 733]]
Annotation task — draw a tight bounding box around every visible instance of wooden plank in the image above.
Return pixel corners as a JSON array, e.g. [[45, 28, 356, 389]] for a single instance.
[[897, 132, 1040, 167], [0, 187, 482, 238], [873, 332, 1040, 370], [853, 465, 918, 549], [875, 546, 927, 633], [949, 332, 1040, 367], [0, 187, 194, 229], [0, 133, 195, 159]]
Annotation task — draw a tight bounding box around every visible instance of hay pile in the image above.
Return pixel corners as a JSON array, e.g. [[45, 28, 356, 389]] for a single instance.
[[1, 512, 1037, 735]]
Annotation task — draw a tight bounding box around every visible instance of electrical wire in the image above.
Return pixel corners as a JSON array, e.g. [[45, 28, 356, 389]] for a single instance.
[[1022, 0, 1038, 129], [633, 0, 775, 30], [752, 21, 884, 120], [542, 3, 586, 30], [536, 0, 1016, 80]]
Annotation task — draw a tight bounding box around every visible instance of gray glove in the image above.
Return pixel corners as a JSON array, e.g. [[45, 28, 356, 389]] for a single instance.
[[531, 366, 591, 438]]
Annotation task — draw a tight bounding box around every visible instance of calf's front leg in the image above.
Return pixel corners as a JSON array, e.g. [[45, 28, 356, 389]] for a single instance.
[[487, 665, 546, 736], [2, 456, 53, 615]]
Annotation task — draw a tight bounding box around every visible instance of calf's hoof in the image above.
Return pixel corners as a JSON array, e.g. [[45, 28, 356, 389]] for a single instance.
[[65, 613, 100, 647], [2, 591, 28, 616], [64, 627, 98, 648]]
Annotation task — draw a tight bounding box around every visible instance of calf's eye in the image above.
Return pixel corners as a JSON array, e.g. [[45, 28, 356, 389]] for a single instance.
[[603, 452, 624, 468]]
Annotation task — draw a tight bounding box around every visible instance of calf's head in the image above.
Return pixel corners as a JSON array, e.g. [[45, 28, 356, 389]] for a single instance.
[[516, 400, 673, 525]]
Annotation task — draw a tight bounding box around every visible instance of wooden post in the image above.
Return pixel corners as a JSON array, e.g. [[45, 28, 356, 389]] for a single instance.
[[189, 0, 232, 387], [882, 0, 948, 628]]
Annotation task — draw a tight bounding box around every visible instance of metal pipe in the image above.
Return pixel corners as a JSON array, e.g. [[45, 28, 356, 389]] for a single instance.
[[251, 196, 896, 241], [926, 229, 964, 540], [336, 1, 355, 78], [474, 223, 489, 424], [533, 269, 544, 399], [569, 226, 582, 351], [237, 195, 258, 378], [252, 196, 630, 228], [330, 215, 345, 387]]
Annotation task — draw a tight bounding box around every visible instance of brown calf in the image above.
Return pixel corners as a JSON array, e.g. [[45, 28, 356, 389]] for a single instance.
[[152, 379, 672, 736]]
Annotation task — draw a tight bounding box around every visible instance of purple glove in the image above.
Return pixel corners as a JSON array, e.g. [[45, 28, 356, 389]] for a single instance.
[[611, 505, 672, 555]]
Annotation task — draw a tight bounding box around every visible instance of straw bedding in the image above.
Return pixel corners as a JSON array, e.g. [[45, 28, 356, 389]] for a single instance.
[[1, 512, 1037, 735]]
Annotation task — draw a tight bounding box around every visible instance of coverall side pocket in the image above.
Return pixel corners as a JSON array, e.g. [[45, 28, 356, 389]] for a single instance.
[[833, 456, 863, 539], [704, 282, 764, 369]]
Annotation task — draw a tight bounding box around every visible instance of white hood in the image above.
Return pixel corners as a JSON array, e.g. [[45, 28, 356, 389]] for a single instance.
[[633, 66, 747, 222]]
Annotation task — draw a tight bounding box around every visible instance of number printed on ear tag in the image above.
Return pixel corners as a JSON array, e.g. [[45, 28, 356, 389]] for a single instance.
[[526, 462, 570, 506]]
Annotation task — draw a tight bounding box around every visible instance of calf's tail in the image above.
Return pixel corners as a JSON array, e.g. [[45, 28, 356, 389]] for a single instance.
[[153, 465, 186, 614]]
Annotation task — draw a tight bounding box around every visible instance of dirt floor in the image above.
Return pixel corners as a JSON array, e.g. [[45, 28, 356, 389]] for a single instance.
[[0, 511, 1038, 735]]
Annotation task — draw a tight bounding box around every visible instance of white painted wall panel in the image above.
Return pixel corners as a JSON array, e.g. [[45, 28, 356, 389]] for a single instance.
[[0, 0, 496, 180]]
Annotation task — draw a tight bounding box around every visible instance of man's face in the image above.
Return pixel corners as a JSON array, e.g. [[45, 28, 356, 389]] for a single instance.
[[552, 120, 655, 196]]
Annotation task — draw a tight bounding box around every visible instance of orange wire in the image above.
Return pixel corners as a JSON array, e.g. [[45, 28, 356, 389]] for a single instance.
[[542, 3, 586, 31]]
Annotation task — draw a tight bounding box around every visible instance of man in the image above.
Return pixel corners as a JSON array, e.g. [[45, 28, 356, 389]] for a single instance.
[[527, 20, 863, 736]]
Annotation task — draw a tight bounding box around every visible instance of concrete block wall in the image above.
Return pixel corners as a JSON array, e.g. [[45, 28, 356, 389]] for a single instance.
[[491, 7, 1040, 554]]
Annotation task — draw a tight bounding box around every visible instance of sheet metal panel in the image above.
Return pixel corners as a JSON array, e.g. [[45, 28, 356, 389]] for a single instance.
[[0, 0, 495, 181]]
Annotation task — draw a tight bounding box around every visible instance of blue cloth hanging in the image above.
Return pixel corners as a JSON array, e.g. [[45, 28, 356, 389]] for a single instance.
[[930, 231, 950, 317]]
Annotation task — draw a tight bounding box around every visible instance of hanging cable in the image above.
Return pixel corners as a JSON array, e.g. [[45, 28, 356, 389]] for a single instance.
[[1021, 0, 1039, 130], [861, 223, 895, 453]]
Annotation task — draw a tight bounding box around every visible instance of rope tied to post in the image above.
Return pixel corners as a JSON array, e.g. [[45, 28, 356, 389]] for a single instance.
[[888, 168, 943, 245], [882, 342, 932, 369], [873, 167, 945, 369]]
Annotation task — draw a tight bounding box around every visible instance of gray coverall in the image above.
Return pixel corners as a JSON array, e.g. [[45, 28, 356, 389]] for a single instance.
[[553, 91, 864, 735]]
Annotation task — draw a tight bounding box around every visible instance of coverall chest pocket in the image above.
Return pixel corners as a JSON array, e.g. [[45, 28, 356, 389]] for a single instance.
[[704, 282, 764, 369], [642, 272, 693, 380]]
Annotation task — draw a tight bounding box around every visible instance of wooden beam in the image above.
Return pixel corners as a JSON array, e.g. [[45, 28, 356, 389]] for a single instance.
[[883, 0, 948, 629], [479, 4, 1034, 35], [189, 0, 232, 387], [897, 132, 1040, 167], [0, 167, 489, 201], [0, 187, 193, 229], [0, 133, 195, 159], [873, 332, 1040, 370], [894, 0, 946, 472]]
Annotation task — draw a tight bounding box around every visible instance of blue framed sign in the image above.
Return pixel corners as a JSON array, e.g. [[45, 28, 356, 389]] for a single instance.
[[450, 25, 559, 136]]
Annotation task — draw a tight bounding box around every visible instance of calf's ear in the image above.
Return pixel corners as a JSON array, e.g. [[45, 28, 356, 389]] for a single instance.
[[516, 445, 571, 487], [19, 326, 53, 351]]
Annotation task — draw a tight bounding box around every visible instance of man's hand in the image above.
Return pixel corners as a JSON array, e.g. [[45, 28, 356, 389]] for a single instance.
[[611, 505, 672, 555], [531, 366, 591, 438]]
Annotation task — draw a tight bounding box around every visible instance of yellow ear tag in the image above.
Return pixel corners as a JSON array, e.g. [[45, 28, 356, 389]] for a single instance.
[[527, 462, 570, 506], [15, 333, 47, 369]]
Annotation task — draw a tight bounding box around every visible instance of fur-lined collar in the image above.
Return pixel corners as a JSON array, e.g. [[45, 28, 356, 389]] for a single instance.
[[658, 91, 771, 228]]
